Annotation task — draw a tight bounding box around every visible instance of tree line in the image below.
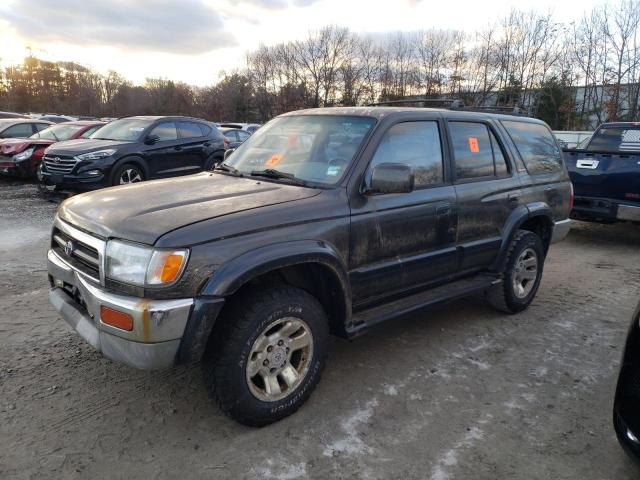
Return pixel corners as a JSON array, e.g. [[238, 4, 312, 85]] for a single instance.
[[1, 0, 639, 130]]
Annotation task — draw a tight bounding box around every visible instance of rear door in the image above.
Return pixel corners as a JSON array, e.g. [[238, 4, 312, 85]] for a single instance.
[[177, 121, 208, 172], [447, 119, 520, 273], [349, 118, 458, 305]]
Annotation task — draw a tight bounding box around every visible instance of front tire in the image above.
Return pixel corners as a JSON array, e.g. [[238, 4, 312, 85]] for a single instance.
[[202, 285, 329, 426], [112, 163, 144, 186], [487, 230, 545, 313]]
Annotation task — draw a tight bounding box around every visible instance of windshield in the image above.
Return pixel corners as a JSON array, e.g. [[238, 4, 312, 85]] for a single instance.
[[587, 127, 640, 152], [224, 115, 375, 185], [90, 118, 152, 142], [30, 124, 84, 141]]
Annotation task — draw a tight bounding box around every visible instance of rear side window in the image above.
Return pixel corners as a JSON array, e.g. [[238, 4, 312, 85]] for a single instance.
[[587, 127, 640, 152], [450, 122, 508, 180], [199, 123, 213, 136], [502, 121, 562, 174], [369, 121, 443, 187], [151, 122, 178, 141], [237, 130, 250, 141], [178, 122, 204, 139]]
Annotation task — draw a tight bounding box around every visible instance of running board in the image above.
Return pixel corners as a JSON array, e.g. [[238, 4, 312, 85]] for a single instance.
[[346, 274, 502, 338]]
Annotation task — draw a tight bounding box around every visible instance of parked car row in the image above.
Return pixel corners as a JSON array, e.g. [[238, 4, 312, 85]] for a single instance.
[[0, 114, 261, 189]]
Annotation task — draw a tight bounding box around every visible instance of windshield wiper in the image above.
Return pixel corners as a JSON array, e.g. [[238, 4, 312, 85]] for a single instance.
[[93, 137, 116, 141], [214, 163, 243, 176], [249, 169, 307, 186]]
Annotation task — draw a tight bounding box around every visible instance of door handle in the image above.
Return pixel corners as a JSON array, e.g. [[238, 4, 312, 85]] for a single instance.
[[508, 194, 520, 206], [436, 204, 451, 215], [174, 146, 183, 151]]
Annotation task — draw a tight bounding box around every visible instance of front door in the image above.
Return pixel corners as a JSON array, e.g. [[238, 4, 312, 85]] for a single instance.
[[349, 120, 458, 306], [145, 122, 189, 177]]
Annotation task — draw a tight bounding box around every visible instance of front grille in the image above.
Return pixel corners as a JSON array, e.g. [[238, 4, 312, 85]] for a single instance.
[[52, 226, 101, 280], [43, 155, 78, 174]]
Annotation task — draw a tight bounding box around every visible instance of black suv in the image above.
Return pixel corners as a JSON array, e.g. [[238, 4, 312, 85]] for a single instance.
[[46, 107, 571, 426], [40, 116, 225, 189]]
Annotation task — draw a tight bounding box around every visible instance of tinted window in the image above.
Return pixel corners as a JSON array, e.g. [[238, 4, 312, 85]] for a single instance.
[[237, 130, 250, 141], [450, 122, 495, 179], [502, 121, 562, 174], [178, 121, 203, 139], [151, 122, 178, 141], [587, 127, 640, 152], [0, 123, 34, 138], [370, 121, 443, 187], [199, 123, 212, 136]]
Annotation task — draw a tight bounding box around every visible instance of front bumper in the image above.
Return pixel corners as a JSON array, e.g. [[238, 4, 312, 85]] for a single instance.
[[41, 169, 109, 190], [47, 249, 194, 369], [550, 218, 571, 244]]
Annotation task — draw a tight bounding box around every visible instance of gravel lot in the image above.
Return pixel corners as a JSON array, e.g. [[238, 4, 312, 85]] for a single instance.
[[1, 177, 639, 480]]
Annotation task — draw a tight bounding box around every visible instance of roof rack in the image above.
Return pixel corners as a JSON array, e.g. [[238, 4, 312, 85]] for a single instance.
[[366, 98, 527, 116]]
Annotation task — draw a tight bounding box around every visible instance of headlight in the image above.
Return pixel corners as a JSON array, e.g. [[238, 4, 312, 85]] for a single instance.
[[75, 149, 116, 161], [14, 147, 35, 162], [105, 240, 188, 286]]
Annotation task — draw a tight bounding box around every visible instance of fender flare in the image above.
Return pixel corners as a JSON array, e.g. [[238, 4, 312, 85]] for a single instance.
[[491, 203, 553, 271], [201, 240, 351, 300]]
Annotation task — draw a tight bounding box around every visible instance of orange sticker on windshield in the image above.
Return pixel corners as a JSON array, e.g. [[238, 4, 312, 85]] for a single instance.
[[266, 154, 283, 166], [468, 137, 480, 153]]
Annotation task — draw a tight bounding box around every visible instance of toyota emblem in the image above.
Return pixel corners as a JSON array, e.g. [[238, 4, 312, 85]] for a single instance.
[[64, 240, 75, 257]]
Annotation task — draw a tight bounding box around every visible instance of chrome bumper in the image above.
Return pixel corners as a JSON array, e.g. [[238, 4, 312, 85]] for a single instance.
[[618, 204, 640, 222], [550, 218, 571, 244], [47, 249, 193, 369]]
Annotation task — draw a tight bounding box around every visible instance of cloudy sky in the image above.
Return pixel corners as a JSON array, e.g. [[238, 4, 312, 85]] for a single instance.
[[0, 0, 604, 86]]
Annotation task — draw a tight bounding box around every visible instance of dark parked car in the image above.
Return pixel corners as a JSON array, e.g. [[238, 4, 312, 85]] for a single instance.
[[614, 303, 640, 465], [564, 122, 640, 223], [0, 119, 52, 139], [219, 127, 251, 149], [0, 121, 104, 178], [40, 116, 225, 189], [46, 107, 571, 426]]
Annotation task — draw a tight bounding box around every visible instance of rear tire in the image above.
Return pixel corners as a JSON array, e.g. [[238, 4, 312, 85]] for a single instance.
[[204, 154, 222, 171], [487, 230, 544, 313], [202, 285, 329, 426]]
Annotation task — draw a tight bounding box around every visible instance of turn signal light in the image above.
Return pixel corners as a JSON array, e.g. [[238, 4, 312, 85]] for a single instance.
[[100, 306, 134, 331]]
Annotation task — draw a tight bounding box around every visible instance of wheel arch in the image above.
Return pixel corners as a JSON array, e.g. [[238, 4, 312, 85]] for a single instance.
[[203, 241, 351, 333], [110, 155, 149, 183], [492, 203, 554, 272]]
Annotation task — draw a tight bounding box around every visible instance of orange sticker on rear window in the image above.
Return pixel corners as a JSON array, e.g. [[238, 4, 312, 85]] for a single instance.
[[266, 154, 283, 166], [468, 137, 480, 153]]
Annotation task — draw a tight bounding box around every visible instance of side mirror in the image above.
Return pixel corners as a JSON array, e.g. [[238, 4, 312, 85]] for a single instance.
[[144, 134, 160, 145], [223, 148, 235, 161], [366, 163, 414, 195]]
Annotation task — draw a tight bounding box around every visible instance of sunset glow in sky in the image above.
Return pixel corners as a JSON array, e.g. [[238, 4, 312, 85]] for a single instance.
[[0, 0, 606, 86]]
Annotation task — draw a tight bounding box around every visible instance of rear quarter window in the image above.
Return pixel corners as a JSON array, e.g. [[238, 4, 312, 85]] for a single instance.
[[502, 121, 562, 175]]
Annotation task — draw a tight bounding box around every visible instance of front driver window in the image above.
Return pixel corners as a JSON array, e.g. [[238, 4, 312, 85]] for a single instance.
[[369, 121, 444, 187]]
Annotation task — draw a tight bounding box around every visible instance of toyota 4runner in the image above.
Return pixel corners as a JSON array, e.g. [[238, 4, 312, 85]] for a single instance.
[[47, 107, 572, 426]]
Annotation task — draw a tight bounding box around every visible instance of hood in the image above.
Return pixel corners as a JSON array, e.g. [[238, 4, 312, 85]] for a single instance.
[[46, 138, 131, 155], [58, 172, 321, 245], [0, 138, 54, 154]]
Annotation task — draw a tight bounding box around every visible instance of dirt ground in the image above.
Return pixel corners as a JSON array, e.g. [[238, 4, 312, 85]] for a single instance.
[[1, 177, 639, 480]]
